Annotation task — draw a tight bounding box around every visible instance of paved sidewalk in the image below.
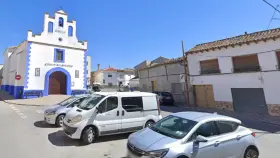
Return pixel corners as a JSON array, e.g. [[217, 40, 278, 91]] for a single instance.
[[3, 95, 70, 106], [161, 105, 280, 132]]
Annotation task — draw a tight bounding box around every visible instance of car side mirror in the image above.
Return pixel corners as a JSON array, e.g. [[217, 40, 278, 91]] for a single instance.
[[194, 135, 208, 143], [96, 106, 101, 113]]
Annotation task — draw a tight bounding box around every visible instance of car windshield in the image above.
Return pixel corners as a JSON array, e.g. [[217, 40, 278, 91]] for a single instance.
[[150, 115, 197, 139], [59, 97, 78, 106], [77, 94, 105, 110], [161, 92, 171, 97]]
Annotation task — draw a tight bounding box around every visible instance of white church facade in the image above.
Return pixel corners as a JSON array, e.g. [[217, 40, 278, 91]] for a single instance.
[[1, 10, 90, 99]]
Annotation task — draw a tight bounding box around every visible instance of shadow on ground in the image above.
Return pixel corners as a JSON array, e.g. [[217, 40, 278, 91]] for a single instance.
[[34, 121, 58, 128], [161, 105, 280, 133], [48, 130, 129, 147], [0, 90, 14, 100]]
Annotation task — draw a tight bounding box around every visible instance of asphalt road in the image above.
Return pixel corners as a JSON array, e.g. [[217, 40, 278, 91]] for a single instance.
[[0, 101, 279, 158]]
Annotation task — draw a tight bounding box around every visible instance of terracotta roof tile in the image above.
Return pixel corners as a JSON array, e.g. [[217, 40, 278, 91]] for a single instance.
[[186, 27, 280, 54]]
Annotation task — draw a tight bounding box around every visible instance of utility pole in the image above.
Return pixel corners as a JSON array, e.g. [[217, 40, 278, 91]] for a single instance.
[[181, 40, 189, 105]]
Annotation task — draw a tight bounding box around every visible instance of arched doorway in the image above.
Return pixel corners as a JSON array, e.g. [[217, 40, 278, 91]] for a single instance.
[[48, 71, 66, 94], [44, 67, 71, 96]]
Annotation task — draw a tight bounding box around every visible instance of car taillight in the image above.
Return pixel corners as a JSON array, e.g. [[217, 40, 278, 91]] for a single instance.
[[251, 132, 256, 137]]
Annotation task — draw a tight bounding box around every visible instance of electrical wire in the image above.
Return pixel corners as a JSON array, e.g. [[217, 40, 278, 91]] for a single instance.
[[263, 0, 280, 14], [267, 4, 279, 29]]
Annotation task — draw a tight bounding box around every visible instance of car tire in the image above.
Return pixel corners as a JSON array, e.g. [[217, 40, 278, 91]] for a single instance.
[[81, 127, 96, 145], [55, 114, 65, 127], [145, 120, 155, 128], [244, 147, 259, 158]]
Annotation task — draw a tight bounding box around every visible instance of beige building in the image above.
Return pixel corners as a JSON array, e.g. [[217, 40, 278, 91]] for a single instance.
[[138, 57, 193, 104]]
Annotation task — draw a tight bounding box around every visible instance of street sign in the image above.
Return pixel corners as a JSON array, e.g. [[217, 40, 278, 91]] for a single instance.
[[15, 75, 21, 80]]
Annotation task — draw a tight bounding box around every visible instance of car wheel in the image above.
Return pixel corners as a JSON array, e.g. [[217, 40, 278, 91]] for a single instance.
[[145, 120, 155, 128], [55, 114, 65, 127], [82, 127, 96, 144], [244, 147, 259, 158]]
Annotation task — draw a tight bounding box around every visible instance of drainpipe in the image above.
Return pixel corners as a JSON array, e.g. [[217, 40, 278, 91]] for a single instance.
[[164, 65, 169, 82]]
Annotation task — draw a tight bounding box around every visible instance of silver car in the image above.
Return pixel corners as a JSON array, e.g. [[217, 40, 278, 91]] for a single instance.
[[44, 95, 88, 127], [127, 112, 259, 158]]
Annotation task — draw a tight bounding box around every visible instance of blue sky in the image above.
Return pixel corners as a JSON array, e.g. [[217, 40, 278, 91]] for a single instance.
[[0, 0, 280, 71]]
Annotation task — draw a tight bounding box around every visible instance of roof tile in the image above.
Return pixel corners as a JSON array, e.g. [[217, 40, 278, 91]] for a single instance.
[[187, 28, 280, 54]]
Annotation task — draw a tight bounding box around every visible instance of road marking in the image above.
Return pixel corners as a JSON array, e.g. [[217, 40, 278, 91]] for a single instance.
[[8, 104, 28, 119]]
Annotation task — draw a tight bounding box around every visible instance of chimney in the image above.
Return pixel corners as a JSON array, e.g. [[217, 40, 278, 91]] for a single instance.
[[97, 64, 100, 71]]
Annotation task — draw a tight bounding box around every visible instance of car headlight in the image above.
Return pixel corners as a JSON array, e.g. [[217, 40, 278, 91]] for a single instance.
[[146, 149, 169, 158], [69, 115, 82, 124], [47, 111, 56, 115]]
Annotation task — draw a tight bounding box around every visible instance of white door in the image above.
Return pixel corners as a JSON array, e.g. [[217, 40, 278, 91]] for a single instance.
[[215, 121, 246, 158], [190, 121, 224, 158], [95, 96, 121, 135], [120, 96, 144, 132]]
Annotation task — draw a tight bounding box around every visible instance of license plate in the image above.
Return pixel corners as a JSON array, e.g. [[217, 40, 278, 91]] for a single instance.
[[166, 97, 171, 99]]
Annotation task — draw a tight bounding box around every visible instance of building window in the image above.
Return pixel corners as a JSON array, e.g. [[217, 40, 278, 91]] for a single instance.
[[54, 49, 65, 63], [108, 82, 113, 87], [103, 79, 105, 84], [200, 59, 220, 74], [75, 70, 79, 78], [108, 74, 112, 77], [232, 54, 260, 73], [48, 22, 53, 33], [59, 17, 64, 27], [276, 51, 280, 69], [68, 26, 73, 36], [119, 74, 124, 79], [35, 68, 40, 76]]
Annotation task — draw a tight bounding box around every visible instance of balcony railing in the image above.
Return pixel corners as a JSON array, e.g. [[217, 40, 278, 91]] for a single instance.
[[233, 65, 261, 73], [200, 69, 221, 74]]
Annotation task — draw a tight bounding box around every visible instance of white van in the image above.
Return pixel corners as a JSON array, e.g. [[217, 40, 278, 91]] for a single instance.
[[62, 92, 162, 144]]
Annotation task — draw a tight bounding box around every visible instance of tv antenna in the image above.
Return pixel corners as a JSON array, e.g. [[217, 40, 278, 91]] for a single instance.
[[267, 2, 280, 30]]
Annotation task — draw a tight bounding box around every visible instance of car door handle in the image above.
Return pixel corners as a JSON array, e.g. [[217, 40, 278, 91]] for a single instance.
[[122, 110, 124, 116], [117, 111, 119, 116], [214, 141, 220, 147], [236, 135, 242, 140]]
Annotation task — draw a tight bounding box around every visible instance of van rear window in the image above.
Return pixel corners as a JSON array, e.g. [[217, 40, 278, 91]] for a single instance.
[[121, 97, 143, 112], [161, 92, 172, 97]]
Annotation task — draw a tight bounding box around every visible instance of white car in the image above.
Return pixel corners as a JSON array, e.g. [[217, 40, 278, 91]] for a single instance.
[[127, 112, 259, 158], [62, 92, 162, 144], [44, 95, 88, 127]]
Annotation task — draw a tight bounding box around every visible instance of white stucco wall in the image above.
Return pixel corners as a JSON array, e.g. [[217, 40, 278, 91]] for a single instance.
[[188, 39, 280, 104], [27, 11, 87, 50], [2, 42, 27, 87], [139, 62, 192, 104], [87, 56, 91, 85], [27, 42, 85, 90]]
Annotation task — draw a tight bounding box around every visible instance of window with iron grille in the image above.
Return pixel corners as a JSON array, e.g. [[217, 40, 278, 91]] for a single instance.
[[75, 70, 79, 78], [35, 68, 40, 76]]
